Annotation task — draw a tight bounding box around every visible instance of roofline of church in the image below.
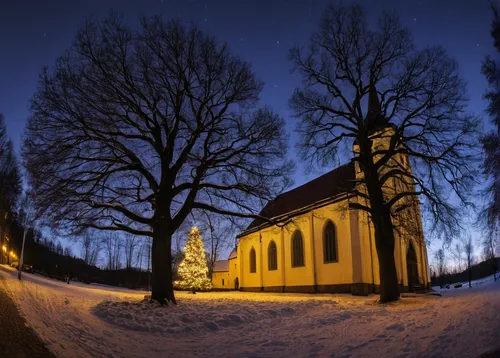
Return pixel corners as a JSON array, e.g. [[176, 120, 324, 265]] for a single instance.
[[212, 255, 238, 272], [237, 192, 356, 238]]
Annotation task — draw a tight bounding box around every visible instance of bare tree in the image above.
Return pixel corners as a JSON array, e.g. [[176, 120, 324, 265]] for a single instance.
[[81, 237, 90, 263], [56, 241, 64, 255], [47, 239, 55, 253], [170, 229, 185, 281], [199, 213, 233, 278], [63, 246, 72, 257], [123, 233, 138, 269], [434, 248, 446, 289], [462, 235, 474, 288], [103, 233, 121, 270], [23, 14, 292, 304], [289, 4, 479, 302], [482, 231, 498, 281], [81, 233, 100, 266], [135, 238, 147, 272], [452, 243, 464, 273]]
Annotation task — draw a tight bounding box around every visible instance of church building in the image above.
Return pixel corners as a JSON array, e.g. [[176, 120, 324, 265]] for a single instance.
[[212, 151, 431, 295], [211, 89, 431, 296]]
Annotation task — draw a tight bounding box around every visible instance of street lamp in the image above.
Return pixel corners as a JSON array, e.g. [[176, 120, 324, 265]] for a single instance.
[[18, 222, 28, 280], [17, 191, 37, 281]]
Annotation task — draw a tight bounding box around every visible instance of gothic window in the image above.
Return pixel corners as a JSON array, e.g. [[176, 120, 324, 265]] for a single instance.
[[323, 220, 338, 263], [291, 231, 305, 267], [268, 241, 278, 271], [249, 248, 256, 273]]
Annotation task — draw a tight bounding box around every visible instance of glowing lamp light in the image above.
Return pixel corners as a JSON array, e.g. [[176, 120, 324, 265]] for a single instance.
[[1, 245, 6, 253]]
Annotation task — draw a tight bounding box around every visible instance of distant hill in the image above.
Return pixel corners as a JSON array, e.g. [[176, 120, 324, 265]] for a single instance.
[[431, 257, 499, 287]]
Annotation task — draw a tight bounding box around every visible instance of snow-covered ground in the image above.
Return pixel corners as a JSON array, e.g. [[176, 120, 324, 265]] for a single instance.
[[432, 274, 498, 292], [1, 265, 499, 358]]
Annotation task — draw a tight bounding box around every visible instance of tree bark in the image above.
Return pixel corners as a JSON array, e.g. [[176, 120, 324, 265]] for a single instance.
[[151, 223, 176, 305], [493, 259, 498, 282], [372, 212, 400, 302], [468, 262, 472, 288], [361, 148, 400, 303]]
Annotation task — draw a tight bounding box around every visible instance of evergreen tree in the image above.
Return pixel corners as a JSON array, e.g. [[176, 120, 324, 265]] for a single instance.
[[0, 114, 22, 215], [481, 4, 500, 236], [0, 114, 22, 264], [176, 227, 212, 292]]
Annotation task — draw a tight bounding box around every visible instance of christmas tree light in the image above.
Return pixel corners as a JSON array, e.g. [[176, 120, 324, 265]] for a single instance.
[[176, 227, 212, 292]]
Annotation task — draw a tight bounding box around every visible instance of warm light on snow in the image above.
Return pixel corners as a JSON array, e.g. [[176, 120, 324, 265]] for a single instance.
[[0, 265, 499, 358]]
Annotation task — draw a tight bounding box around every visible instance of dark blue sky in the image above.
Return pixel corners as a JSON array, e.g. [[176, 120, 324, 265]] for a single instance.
[[0, 0, 495, 259], [1, 0, 494, 169]]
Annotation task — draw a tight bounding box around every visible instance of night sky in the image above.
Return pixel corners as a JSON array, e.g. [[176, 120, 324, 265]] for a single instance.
[[0, 0, 496, 260]]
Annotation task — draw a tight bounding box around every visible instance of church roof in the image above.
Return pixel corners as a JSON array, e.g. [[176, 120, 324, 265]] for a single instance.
[[242, 161, 356, 234], [228, 249, 237, 260], [213, 260, 229, 272]]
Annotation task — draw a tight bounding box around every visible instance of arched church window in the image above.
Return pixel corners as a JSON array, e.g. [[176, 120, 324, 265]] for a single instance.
[[268, 241, 278, 271], [323, 220, 338, 263], [249, 248, 256, 273], [291, 231, 305, 267]]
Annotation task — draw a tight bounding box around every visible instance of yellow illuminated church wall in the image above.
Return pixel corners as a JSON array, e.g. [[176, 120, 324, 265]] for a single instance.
[[234, 196, 430, 294], [237, 200, 362, 293], [212, 256, 239, 290], [212, 271, 231, 289], [356, 208, 430, 290]]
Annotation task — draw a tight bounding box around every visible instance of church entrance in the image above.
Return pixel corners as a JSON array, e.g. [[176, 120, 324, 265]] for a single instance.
[[234, 277, 239, 290], [406, 243, 419, 292]]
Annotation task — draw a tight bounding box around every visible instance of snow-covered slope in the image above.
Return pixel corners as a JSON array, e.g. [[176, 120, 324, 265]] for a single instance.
[[1, 265, 499, 358], [432, 273, 498, 292]]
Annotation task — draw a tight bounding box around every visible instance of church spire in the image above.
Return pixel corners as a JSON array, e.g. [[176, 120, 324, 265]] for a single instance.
[[365, 82, 387, 131]]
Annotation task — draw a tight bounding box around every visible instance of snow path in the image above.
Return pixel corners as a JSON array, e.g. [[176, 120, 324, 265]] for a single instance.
[[1, 265, 499, 358]]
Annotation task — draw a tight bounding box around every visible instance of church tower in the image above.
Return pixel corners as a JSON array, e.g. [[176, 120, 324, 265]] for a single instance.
[[351, 83, 431, 292]]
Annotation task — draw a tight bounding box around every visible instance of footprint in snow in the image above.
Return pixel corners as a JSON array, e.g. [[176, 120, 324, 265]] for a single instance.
[[386, 323, 405, 332]]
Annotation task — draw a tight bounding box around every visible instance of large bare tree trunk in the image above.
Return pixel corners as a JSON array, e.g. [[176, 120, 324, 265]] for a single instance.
[[373, 214, 400, 302], [151, 223, 176, 305], [363, 157, 400, 303]]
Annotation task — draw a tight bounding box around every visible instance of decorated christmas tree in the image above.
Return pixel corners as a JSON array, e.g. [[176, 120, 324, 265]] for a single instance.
[[176, 227, 212, 291]]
